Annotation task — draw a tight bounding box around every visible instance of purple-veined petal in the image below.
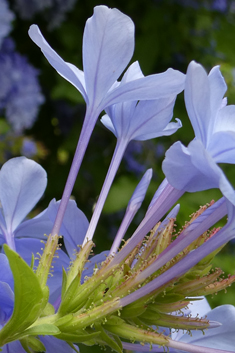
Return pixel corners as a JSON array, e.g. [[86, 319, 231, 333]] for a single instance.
[[47, 199, 89, 258], [14, 208, 53, 239], [0, 253, 14, 289], [162, 140, 207, 191], [102, 96, 180, 142], [100, 113, 117, 136], [120, 61, 144, 84], [103, 68, 185, 109], [128, 97, 177, 141], [0, 282, 14, 323], [179, 305, 235, 351], [1, 340, 26, 353], [188, 140, 235, 204], [46, 249, 70, 304], [28, 25, 87, 103], [213, 105, 235, 134], [184, 61, 211, 145], [40, 336, 79, 353], [160, 118, 182, 137], [172, 297, 211, 341], [82, 250, 108, 282], [208, 65, 227, 123], [163, 139, 235, 205], [209, 131, 235, 164], [15, 237, 45, 266], [0, 157, 47, 234], [102, 100, 137, 138], [83, 5, 134, 107]]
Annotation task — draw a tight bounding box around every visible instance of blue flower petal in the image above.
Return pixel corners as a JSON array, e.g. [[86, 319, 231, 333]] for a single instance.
[[47, 199, 89, 258], [103, 67, 185, 108], [0, 157, 47, 236], [1, 340, 26, 353], [163, 139, 235, 205], [15, 237, 45, 266], [179, 305, 235, 351], [83, 6, 134, 108], [14, 208, 53, 239], [28, 25, 87, 103], [184, 61, 211, 145], [40, 335, 79, 352], [208, 65, 227, 122]]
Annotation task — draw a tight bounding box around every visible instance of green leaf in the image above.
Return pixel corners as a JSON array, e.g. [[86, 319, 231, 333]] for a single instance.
[[0, 246, 45, 346]]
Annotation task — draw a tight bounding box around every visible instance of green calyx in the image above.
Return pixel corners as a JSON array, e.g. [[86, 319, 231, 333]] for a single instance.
[[1, 204, 234, 352]]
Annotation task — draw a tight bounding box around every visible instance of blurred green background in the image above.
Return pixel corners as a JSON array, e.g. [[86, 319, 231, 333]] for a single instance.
[[2, 1, 235, 348]]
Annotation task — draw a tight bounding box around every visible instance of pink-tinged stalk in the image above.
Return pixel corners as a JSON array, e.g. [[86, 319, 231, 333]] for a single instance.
[[168, 339, 234, 353], [109, 181, 184, 267], [51, 108, 98, 238], [109, 169, 152, 255], [136, 196, 227, 282], [122, 342, 233, 353], [82, 139, 128, 246], [120, 201, 230, 307]]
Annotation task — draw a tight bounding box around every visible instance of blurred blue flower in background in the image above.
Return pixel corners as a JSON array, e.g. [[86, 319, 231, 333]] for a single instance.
[[0, 38, 44, 132], [0, 0, 14, 48], [21, 138, 37, 157], [14, 0, 77, 28]]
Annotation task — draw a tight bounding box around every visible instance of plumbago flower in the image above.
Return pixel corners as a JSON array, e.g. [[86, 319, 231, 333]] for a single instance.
[[28, 5, 185, 237], [1, 6, 235, 353], [163, 60, 235, 205], [0, 157, 108, 352]]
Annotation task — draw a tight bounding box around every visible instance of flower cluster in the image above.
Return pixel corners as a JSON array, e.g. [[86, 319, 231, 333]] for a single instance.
[[0, 5, 235, 353]]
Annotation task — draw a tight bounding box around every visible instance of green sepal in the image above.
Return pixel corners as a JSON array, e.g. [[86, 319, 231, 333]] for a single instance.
[[30, 253, 35, 270], [155, 293, 185, 303], [20, 336, 46, 353], [67, 342, 80, 353], [95, 324, 123, 353], [120, 302, 147, 318], [61, 267, 68, 299], [58, 274, 81, 315], [106, 315, 125, 326], [57, 330, 100, 343], [22, 324, 60, 337], [41, 302, 55, 317], [55, 313, 74, 329], [0, 245, 45, 346]]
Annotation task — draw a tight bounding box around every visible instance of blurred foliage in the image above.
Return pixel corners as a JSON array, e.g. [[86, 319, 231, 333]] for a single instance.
[[3, 0, 235, 313]]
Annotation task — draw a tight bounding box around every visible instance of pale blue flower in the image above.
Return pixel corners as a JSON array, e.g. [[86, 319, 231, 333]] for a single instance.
[[0, 157, 50, 254], [101, 62, 182, 143], [162, 61, 235, 205], [29, 7, 185, 120], [29, 5, 185, 238]]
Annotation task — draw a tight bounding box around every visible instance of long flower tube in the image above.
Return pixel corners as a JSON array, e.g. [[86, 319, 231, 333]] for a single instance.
[[83, 75, 181, 245], [29, 6, 185, 238], [119, 200, 233, 307]]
